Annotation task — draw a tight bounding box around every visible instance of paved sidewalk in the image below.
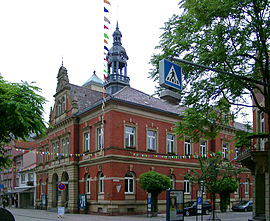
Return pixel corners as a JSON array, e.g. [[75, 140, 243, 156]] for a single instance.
[[8, 208, 252, 221], [8, 208, 165, 221]]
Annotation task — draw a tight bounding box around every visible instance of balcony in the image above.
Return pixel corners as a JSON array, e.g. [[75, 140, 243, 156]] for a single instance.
[[237, 147, 268, 171]]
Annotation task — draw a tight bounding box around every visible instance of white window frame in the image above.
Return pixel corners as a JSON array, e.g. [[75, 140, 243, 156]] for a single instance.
[[45, 146, 49, 162], [184, 138, 192, 156], [99, 173, 104, 194], [125, 172, 135, 194], [125, 126, 135, 148], [200, 140, 207, 156], [21, 174, 25, 184], [39, 152, 43, 164], [62, 97, 66, 113], [147, 130, 157, 151], [167, 134, 175, 154], [84, 132, 90, 152], [61, 138, 66, 155], [259, 112, 265, 150], [28, 173, 34, 182], [85, 174, 91, 194], [222, 142, 229, 159], [245, 180, 249, 194], [169, 174, 175, 189], [97, 127, 104, 150], [57, 101, 61, 116], [184, 180, 191, 194], [66, 137, 69, 155]]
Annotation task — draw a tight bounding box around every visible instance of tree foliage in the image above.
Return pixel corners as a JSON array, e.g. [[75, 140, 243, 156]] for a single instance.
[[139, 171, 171, 213], [185, 154, 242, 214], [0, 77, 47, 168], [151, 0, 270, 142]]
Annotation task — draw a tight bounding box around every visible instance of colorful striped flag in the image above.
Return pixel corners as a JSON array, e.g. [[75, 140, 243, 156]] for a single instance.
[[104, 46, 109, 51], [104, 7, 109, 13]]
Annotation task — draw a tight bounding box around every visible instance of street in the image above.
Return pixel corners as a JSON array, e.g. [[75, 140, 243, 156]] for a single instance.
[[8, 208, 252, 221]]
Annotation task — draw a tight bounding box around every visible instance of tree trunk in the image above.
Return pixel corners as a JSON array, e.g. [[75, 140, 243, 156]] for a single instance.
[[151, 192, 158, 217]]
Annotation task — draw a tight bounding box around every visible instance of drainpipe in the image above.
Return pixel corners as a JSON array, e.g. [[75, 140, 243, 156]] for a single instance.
[[76, 116, 80, 213]]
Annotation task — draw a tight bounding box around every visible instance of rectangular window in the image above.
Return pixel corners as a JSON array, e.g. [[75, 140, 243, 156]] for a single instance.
[[200, 140, 207, 155], [184, 180, 191, 194], [45, 147, 49, 162], [184, 138, 192, 155], [61, 138, 66, 155], [125, 126, 135, 148], [66, 137, 69, 155], [167, 134, 175, 154], [147, 130, 157, 151], [86, 177, 91, 194], [245, 181, 249, 194], [21, 174, 25, 184], [259, 112, 265, 151], [16, 161, 22, 169], [235, 148, 239, 159], [125, 177, 134, 194], [39, 153, 43, 165], [84, 132, 90, 152], [97, 127, 104, 150], [52, 143, 55, 160], [222, 143, 229, 159], [28, 173, 34, 182], [16, 178, 19, 187], [56, 141, 59, 157]]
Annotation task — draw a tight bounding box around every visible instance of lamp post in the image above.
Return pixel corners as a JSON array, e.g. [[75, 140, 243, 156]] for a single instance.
[[240, 182, 243, 202]]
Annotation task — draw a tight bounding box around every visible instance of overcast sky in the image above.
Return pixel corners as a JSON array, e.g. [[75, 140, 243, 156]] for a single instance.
[[0, 0, 181, 121]]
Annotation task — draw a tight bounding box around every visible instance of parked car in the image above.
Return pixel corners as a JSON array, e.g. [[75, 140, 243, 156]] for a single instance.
[[184, 201, 212, 216], [232, 200, 253, 212]]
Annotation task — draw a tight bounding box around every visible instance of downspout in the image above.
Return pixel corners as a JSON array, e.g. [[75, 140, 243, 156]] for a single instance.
[[76, 116, 80, 213]]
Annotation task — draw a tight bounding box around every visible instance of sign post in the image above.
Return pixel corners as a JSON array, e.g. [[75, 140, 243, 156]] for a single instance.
[[196, 190, 203, 221], [147, 192, 152, 217]]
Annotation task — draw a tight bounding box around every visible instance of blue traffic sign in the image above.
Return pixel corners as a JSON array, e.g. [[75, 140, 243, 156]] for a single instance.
[[159, 59, 182, 90]]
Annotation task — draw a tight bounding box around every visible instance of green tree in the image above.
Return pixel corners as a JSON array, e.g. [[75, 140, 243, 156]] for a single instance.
[[0, 76, 47, 169], [150, 0, 269, 140], [139, 171, 171, 215], [216, 177, 238, 212], [185, 154, 242, 218], [151, 1, 269, 217]]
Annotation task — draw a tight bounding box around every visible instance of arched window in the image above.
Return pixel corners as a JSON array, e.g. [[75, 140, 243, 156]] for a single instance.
[[62, 97, 66, 113], [125, 172, 135, 194], [98, 172, 104, 194], [168, 174, 175, 189], [57, 101, 61, 116], [85, 174, 90, 194]]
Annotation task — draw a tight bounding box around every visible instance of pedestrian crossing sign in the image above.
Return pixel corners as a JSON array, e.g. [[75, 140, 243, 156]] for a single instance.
[[159, 59, 182, 90]]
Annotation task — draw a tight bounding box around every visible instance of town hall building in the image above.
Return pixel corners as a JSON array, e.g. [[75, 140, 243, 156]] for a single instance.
[[35, 25, 252, 214]]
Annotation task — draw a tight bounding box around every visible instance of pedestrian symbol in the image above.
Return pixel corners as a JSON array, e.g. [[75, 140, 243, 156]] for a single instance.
[[159, 59, 182, 90], [165, 66, 180, 86]]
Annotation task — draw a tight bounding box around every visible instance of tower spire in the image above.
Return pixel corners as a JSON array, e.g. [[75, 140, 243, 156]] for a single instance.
[[105, 23, 130, 94]]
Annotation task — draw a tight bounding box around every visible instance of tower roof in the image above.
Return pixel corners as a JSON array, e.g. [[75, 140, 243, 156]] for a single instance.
[[82, 72, 103, 87]]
